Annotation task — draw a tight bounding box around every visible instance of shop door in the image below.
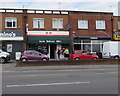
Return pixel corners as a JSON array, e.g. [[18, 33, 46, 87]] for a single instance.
[[50, 44, 56, 59]]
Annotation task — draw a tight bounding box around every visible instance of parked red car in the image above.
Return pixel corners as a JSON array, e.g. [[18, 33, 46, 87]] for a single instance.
[[69, 50, 99, 60]]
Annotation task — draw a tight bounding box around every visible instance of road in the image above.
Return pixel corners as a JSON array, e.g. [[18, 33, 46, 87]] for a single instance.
[[1, 63, 118, 94]]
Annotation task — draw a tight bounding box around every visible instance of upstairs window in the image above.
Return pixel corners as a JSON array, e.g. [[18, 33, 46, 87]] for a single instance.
[[52, 18, 63, 29], [5, 17, 17, 28], [118, 21, 120, 30], [78, 20, 88, 29], [96, 20, 106, 29], [33, 18, 44, 28]]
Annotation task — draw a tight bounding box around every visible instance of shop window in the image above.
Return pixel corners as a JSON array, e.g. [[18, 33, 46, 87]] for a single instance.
[[83, 40, 91, 43], [74, 44, 81, 50], [78, 20, 88, 29], [83, 44, 91, 51], [33, 18, 44, 28], [5, 17, 17, 28], [92, 44, 100, 53], [52, 18, 63, 29], [118, 21, 120, 30], [96, 20, 106, 29]]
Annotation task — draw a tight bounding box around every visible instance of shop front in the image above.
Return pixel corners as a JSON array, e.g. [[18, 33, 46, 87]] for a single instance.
[[74, 36, 112, 58], [0, 30, 24, 59], [27, 31, 70, 59]]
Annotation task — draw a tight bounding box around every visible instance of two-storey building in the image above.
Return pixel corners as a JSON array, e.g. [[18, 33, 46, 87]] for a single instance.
[[69, 11, 113, 55], [0, 8, 114, 59], [0, 9, 24, 59]]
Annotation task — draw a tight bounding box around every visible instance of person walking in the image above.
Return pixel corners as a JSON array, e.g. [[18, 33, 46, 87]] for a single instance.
[[63, 48, 69, 60], [57, 49, 61, 60]]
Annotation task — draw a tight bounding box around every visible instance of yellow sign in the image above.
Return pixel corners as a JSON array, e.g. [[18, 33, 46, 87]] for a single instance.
[[113, 34, 120, 40]]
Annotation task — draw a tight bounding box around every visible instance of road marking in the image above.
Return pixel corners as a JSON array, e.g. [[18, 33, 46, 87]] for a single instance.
[[0, 68, 118, 73], [7, 81, 90, 88], [95, 72, 117, 74], [8, 74, 68, 77]]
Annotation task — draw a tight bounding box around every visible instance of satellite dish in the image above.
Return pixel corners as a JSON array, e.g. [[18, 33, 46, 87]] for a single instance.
[[66, 24, 72, 29]]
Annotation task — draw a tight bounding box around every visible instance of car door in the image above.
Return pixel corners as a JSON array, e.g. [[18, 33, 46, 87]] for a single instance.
[[82, 51, 93, 59], [32, 51, 42, 60], [75, 51, 84, 59], [25, 51, 34, 60]]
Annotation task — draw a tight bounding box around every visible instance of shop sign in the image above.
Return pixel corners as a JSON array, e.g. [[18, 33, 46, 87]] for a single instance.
[[113, 34, 120, 40], [90, 37, 98, 40], [0, 32, 16, 37], [28, 36, 70, 44], [39, 40, 62, 43], [113, 32, 120, 40], [0, 30, 23, 40], [0, 30, 23, 37], [27, 31, 69, 36]]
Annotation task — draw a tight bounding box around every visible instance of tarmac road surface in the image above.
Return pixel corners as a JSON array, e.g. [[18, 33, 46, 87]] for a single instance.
[[1, 63, 118, 94]]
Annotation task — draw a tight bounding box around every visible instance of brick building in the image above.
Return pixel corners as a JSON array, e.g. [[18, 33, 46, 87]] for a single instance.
[[0, 9, 24, 59], [113, 16, 120, 40], [69, 11, 113, 55], [0, 8, 114, 59]]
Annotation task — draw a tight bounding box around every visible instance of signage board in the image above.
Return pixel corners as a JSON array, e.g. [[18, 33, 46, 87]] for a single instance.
[[113, 32, 120, 40], [28, 36, 70, 44], [0, 30, 23, 40], [7, 44, 12, 52]]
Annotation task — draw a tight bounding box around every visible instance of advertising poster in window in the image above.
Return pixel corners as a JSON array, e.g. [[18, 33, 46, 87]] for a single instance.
[[7, 44, 12, 52]]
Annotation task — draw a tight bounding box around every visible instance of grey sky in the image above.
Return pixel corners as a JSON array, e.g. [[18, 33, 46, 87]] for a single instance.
[[0, 0, 119, 16]]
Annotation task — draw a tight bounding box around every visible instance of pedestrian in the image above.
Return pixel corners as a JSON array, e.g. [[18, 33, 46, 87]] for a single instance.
[[57, 49, 61, 60], [63, 48, 69, 60]]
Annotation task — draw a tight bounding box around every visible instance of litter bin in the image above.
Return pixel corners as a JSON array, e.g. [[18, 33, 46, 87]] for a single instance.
[[15, 52, 21, 61]]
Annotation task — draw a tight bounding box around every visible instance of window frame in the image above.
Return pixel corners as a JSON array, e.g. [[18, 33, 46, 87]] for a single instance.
[[78, 20, 88, 29], [5, 17, 17, 28], [52, 18, 63, 29], [118, 21, 120, 30], [96, 20, 106, 29], [33, 18, 44, 29]]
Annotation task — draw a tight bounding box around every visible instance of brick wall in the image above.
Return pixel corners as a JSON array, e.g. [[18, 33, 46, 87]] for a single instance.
[[69, 11, 113, 37], [27, 14, 68, 31]]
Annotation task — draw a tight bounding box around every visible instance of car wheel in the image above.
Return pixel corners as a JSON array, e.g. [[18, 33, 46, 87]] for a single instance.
[[22, 58, 27, 61], [75, 57, 80, 60], [93, 57, 97, 60], [0, 58, 5, 63], [114, 56, 119, 59], [42, 58, 47, 61]]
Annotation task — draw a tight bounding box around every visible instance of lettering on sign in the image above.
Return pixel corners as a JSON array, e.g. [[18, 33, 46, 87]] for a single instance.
[[56, 40, 61, 43], [116, 35, 120, 38], [39, 40, 62, 43], [0, 32, 16, 37], [46, 40, 55, 43], [90, 37, 98, 39], [39, 40, 45, 43]]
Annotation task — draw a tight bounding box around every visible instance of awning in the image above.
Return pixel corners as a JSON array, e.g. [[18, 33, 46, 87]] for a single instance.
[[28, 36, 70, 44]]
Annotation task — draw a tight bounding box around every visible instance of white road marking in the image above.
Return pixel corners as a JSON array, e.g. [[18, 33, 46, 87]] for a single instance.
[[8, 74, 68, 77], [95, 72, 117, 74], [7, 81, 90, 88]]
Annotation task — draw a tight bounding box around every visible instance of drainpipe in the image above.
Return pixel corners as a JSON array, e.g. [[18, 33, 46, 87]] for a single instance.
[[111, 16, 114, 41], [23, 9, 28, 50]]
